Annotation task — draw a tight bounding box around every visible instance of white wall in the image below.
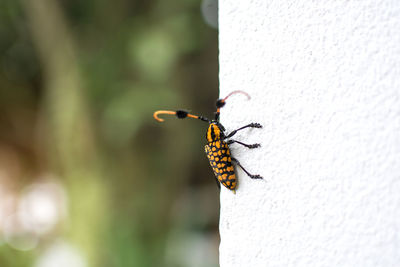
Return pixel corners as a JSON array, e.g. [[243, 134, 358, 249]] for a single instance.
[[219, 1, 400, 266]]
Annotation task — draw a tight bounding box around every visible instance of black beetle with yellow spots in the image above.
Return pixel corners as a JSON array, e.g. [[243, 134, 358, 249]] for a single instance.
[[153, 91, 262, 193]]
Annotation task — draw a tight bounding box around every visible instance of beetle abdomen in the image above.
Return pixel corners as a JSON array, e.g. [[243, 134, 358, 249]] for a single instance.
[[205, 140, 236, 190]]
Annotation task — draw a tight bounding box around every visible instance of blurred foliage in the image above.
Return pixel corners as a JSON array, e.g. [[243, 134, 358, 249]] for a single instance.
[[0, 0, 219, 266]]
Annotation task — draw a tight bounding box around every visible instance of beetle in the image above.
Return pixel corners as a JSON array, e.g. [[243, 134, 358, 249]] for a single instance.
[[153, 90, 262, 193]]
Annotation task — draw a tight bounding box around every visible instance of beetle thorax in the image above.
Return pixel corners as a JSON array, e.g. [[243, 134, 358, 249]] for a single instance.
[[206, 123, 222, 142]]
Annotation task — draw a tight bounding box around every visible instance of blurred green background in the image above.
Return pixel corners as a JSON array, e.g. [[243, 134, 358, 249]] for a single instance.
[[0, 0, 219, 266]]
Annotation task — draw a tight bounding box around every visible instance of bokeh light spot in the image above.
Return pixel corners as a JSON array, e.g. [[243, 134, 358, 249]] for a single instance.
[[35, 240, 87, 267]]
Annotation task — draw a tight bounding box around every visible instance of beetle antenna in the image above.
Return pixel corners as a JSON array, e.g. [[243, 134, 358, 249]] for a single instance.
[[153, 110, 210, 123], [215, 90, 251, 120]]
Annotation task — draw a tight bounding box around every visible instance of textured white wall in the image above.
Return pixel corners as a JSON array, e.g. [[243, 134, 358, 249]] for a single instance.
[[219, 1, 400, 267]]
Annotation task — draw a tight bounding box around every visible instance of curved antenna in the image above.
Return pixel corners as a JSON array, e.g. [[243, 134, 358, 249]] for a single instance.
[[215, 90, 251, 120], [153, 110, 210, 123], [153, 110, 176, 122], [222, 90, 250, 102]]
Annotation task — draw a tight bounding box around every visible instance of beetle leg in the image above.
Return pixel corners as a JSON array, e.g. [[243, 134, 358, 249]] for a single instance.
[[224, 123, 262, 139], [227, 140, 261, 149], [231, 157, 263, 179]]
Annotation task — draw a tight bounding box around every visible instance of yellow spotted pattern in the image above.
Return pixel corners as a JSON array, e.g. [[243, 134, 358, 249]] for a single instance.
[[205, 140, 236, 191]]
